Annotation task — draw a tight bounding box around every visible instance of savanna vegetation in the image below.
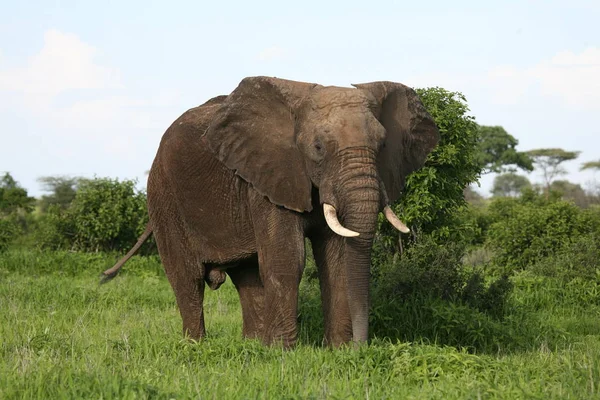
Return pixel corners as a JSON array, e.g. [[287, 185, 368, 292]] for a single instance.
[[1, 87, 599, 399]]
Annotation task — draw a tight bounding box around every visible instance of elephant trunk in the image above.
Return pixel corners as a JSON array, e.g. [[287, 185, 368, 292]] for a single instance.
[[335, 148, 380, 343]]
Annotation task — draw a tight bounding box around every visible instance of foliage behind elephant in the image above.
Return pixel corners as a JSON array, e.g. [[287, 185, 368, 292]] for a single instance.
[[103, 76, 440, 347]]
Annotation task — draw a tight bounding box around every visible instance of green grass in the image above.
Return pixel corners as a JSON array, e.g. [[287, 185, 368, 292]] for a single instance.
[[1, 250, 599, 399]]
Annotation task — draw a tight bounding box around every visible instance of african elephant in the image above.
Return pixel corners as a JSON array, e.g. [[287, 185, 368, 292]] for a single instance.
[[102, 76, 439, 348]]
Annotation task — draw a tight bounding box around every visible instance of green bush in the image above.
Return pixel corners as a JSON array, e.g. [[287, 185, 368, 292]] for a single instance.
[[35, 178, 152, 253], [32, 205, 75, 250], [531, 234, 600, 283], [377, 87, 481, 258], [0, 173, 35, 217], [69, 178, 148, 252], [371, 235, 513, 323], [0, 219, 20, 253], [486, 190, 599, 273]]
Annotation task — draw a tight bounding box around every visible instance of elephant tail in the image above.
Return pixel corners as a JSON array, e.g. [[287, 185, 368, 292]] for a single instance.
[[100, 224, 153, 284]]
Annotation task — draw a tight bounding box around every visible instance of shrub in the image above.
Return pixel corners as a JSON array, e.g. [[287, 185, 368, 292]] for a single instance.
[[486, 190, 598, 273], [531, 234, 600, 282], [35, 178, 152, 253], [0, 173, 35, 217], [32, 205, 75, 250], [0, 219, 20, 253], [69, 178, 148, 252], [377, 87, 481, 257], [371, 235, 513, 323]]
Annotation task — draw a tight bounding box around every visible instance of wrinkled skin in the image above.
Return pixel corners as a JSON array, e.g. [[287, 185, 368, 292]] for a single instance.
[[132, 77, 438, 348]]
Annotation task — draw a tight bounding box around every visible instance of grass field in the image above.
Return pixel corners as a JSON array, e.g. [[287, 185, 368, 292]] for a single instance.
[[1, 250, 599, 399]]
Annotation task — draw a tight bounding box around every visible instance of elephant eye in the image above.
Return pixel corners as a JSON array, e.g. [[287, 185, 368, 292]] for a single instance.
[[309, 139, 325, 162], [313, 138, 325, 152]]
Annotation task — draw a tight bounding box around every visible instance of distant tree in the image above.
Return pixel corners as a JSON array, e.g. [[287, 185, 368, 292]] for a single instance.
[[0, 173, 35, 216], [476, 125, 533, 174], [526, 148, 581, 192], [491, 173, 531, 197], [581, 160, 600, 171], [37, 176, 80, 212], [549, 180, 590, 208], [464, 186, 484, 204]]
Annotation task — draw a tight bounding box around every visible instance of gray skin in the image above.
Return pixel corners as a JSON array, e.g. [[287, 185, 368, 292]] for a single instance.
[[103, 77, 439, 348]]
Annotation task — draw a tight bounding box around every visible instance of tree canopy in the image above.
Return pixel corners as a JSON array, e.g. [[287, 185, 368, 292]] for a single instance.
[[37, 176, 80, 212], [581, 160, 600, 171], [491, 173, 531, 197], [548, 180, 591, 208], [0, 173, 35, 216], [526, 148, 581, 191], [476, 125, 533, 174]]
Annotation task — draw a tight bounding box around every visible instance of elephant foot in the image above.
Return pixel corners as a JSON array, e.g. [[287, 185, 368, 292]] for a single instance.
[[262, 334, 298, 350], [182, 328, 205, 342]]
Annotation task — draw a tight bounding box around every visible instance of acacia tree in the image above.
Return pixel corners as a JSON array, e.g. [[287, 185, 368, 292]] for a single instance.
[[580, 160, 600, 199], [491, 173, 531, 197], [581, 160, 600, 171], [526, 148, 580, 192], [37, 176, 80, 212], [476, 125, 533, 174]]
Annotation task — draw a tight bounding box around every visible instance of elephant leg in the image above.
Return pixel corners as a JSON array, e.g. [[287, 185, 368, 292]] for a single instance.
[[227, 256, 264, 339], [170, 271, 206, 340], [259, 244, 304, 348], [310, 230, 353, 346], [251, 202, 305, 348], [154, 226, 206, 340]]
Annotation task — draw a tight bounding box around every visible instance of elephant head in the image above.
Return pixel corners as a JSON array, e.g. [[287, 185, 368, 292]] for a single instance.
[[204, 76, 440, 342]]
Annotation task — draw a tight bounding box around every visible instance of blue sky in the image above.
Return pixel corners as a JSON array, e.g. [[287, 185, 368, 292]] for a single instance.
[[1, 0, 599, 196]]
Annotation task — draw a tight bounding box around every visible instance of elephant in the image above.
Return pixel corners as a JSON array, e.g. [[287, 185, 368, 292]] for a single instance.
[[102, 76, 440, 348]]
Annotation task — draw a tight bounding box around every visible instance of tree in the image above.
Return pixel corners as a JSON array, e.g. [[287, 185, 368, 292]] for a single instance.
[[491, 173, 531, 197], [0, 173, 35, 216], [580, 160, 600, 200], [581, 160, 600, 171], [464, 186, 484, 204], [377, 87, 481, 249], [37, 176, 80, 212], [526, 148, 580, 192], [549, 180, 590, 208], [476, 125, 533, 174]]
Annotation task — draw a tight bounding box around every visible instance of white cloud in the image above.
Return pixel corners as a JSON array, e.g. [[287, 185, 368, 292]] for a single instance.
[[256, 46, 287, 61], [0, 30, 177, 141], [0, 29, 120, 101], [487, 47, 600, 110], [0, 28, 181, 182]]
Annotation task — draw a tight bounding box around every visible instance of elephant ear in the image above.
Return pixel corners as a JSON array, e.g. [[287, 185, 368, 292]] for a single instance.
[[205, 76, 317, 212], [352, 81, 440, 203]]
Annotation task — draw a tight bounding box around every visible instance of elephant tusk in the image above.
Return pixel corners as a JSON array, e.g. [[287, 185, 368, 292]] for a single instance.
[[384, 206, 410, 233], [323, 204, 360, 237]]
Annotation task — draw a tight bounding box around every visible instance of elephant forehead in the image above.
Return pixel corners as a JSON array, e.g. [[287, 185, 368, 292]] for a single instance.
[[303, 92, 385, 147], [311, 87, 372, 109]]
